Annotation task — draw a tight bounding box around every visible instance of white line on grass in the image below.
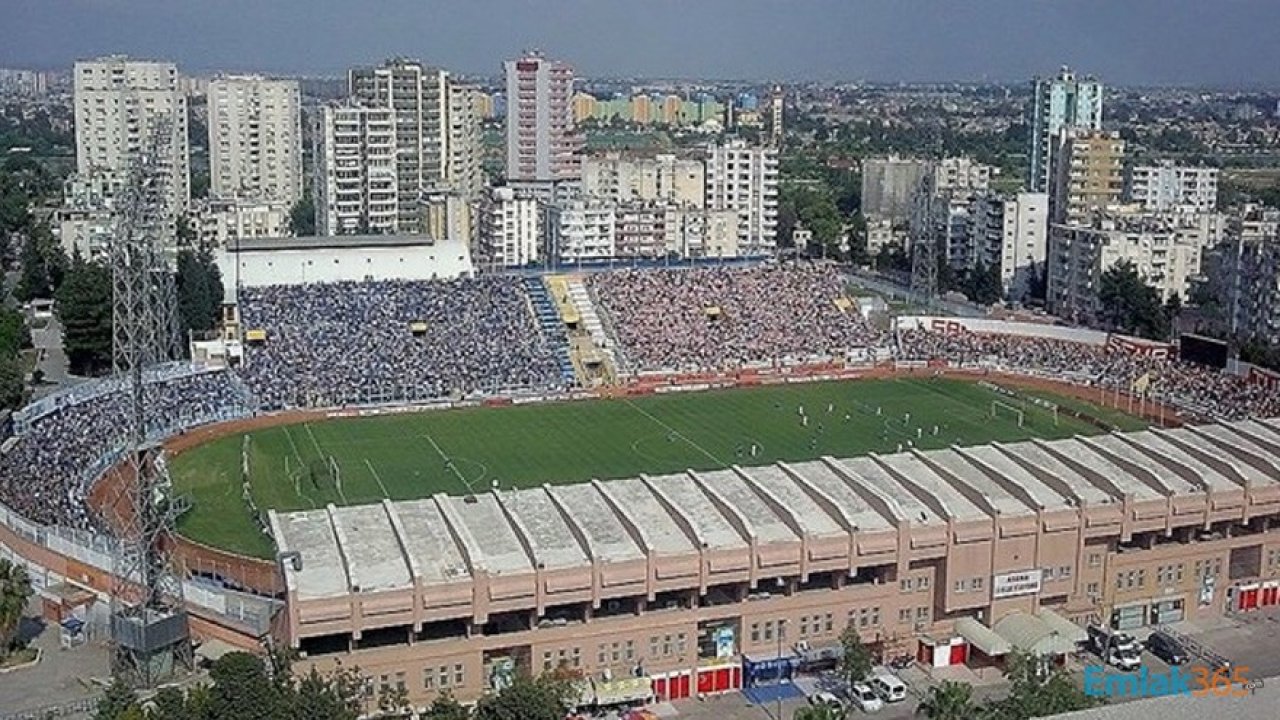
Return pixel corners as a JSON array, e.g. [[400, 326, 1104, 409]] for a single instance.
[[281, 426, 318, 509], [423, 434, 477, 495], [622, 398, 725, 467], [364, 458, 392, 498]]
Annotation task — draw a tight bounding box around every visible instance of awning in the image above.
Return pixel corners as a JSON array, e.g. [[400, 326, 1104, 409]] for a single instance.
[[409, 321, 428, 333], [195, 638, 237, 663], [993, 612, 1079, 656], [1037, 608, 1088, 645], [954, 617, 1012, 656], [593, 676, 652, 706], [704, 306, 722, 318], [245, 329, 267, 342]]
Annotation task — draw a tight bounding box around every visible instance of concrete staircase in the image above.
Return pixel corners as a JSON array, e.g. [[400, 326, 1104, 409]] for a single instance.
[[522, 276, 576, 384]]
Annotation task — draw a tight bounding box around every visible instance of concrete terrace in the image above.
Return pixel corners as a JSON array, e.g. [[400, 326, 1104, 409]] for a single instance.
[[270, 420, 1280, 601]]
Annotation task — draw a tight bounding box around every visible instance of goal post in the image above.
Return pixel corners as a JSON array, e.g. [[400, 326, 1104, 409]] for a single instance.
[[241, 434, 252, 483], [991, 400, 1025, 427]]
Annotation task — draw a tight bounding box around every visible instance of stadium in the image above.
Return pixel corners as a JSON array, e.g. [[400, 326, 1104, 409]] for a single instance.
[[4, 260, 1280, 712]]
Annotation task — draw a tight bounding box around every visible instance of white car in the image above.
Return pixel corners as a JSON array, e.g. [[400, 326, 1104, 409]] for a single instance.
[[810, 690, 844, 710], [849, 682, 884, 713]]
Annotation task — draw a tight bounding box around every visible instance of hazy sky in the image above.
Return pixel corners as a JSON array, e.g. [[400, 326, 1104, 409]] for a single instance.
[[3, 0, 1279, 86]]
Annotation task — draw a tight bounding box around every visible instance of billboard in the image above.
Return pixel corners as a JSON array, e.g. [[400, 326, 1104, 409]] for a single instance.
[[1179, 334, 1229, 369], [992, 569, 1043, 599]]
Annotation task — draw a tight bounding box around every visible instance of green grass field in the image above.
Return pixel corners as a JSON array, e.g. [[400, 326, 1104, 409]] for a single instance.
[[170, 378, 1144, 558]]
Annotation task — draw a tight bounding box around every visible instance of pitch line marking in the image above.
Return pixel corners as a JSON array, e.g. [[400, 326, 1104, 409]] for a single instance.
[[621, 398, 726, 467], [423, 434, 477, 495], [280, 426, 318, 509], [364, 458, 392, 499]]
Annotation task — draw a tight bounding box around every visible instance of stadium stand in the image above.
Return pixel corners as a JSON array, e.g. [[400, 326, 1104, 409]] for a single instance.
[[0, 368, 252, 529], [586, 263, 882, 372], [236, 277, 567, 409], [521, 276, 576, 383]]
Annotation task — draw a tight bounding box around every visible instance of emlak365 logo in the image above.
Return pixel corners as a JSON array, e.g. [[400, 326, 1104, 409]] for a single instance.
[[1083, 664, 1263, 698]]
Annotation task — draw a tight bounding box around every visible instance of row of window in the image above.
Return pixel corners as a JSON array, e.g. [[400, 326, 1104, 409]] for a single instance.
[[798, 613, 835, 638], [954, 577, 985, 594], [1043, 565, 1073, 581], [1157, 563, 1186, 586], [898, 606, 931, 624], [541, 647, 583, 672], [899, 576, 931, 593], [419, 664, 466, 691]]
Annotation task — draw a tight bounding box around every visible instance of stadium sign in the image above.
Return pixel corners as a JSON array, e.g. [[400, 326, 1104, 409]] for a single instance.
[[992, 569, 1043, 599]]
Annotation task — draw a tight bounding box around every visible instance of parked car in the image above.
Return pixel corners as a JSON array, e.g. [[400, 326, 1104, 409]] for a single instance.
[[1087, 625, 1140, 656], [810, 690, 844, 711], [1147, 631, 1190, 665], [869, 673, 908, 703], [1105, 646, 1143, 671], [848, 682, 884, 713]]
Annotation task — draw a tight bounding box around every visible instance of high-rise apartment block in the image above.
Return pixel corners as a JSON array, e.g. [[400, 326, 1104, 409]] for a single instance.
[[73, 56, 190, 221], [1029, 67, 1103, 193], [582, 152, 705, 207], [314, 105, 397, 236], [207, 76, 302, 205], [1126, 161, 1219, 213], [1050, 129, 1125, 225], [478, 187, 541, 267], [1199, 205, 1280, 345], [504, 52, 582, 183], [704, 139, 778, 255], [970, 192, 1049, 300], [861, 156, 931, 224]]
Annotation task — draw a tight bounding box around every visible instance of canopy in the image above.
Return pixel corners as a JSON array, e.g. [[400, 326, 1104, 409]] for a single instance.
[[1037, 608, 1089, 644], [993, 612, 1079, 656], [245, 329, 267, 342], [593, 676, 652, 706], [954, 616, 1012, 656]]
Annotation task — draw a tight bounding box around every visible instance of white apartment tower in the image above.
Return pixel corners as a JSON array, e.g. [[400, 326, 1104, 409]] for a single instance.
[[447, 83, 485, 199], [315, 105, 398, 236], [1126, 161, 1219, 213], [73, 56, 190, 219], [970, 192, 1049, 300], [478, 187, 541, 267], [504, 52, 582, 183], [704, 139, 778, 255], [207, 76, 302, 205], [582, 152, 705, 207], [1029, 67, 1104, 193]]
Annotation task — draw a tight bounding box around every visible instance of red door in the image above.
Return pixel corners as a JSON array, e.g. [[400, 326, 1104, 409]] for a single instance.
[[917, 641, 932, 665], [1264, 585, 1279, 606], [653, 677, 667, 701], [697, 669, 714, 695], [1242, 587, 1260, 611], [714, 668, 731, 692], [950, 643, 968, 666], [730, 666, 742, 690], [675, 673, 691, 699]]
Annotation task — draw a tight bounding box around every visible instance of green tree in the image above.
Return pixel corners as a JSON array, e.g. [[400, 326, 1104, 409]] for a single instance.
[[0, 356, 26, 411], [1098, 260, 1169, 340], [918, 680, 978, 720], [16, 222, 67, 301], [56, 255, 113, 376], [177, 248, 225, 344], [206, 651, 289, 720], [837, 622, 874, 688], [146, 686, 190, 720], [474, 674, 572, 720], [290, 195, 316, 236], [94, 679, 141, 720], [422, 691, 471, 720], [983, 650, 1100, 720], [0, 557, 31, 658], [290, 665, 362, 720]]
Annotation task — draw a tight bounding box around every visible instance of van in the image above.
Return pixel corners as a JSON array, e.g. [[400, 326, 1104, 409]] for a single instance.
[[849, 682, 884, 713], [870, 673, 907, 703]]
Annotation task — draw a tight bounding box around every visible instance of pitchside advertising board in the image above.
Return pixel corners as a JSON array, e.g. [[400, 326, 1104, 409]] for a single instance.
[[992, 569, 1043, 599]]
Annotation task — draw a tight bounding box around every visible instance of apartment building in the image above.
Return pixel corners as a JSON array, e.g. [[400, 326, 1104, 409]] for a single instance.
[[1047, 208, 1221, 322], [548, 199, 616, 262], [447, 83, 485, 199], [1029, 67, 1104, 193], [505, 52, 582, 183], [267, 419, 1280, 710], [581, 152, 704, 207], [615, 201, 679, 258], [1200, 205, 1280, 345], [861, 156, 930, 223], [477, 186, 540, 268], [1050, 129, 1125, 225], [189, 198, 292, 249], [207, 76, 302, 205], [704, 139, 778, 255], [73, 56, 190, 221], [1126, 161, 1219, 213], [970, 192, 1050, 300], [314, 105, 398, 236], [934, 157, 993, 194]]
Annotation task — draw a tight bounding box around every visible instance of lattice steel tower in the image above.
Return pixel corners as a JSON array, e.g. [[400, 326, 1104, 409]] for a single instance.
[[107, 110, 191, 688], [909, 177, 939, 306]]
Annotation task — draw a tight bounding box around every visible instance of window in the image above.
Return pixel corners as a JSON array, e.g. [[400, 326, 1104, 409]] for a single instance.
[[611, 642, 621, 663], [916, 607, 930, 621], [545, 651, 555, 671], [454, 664, 464, 686], [1043, 567, 1055, 581], [1089, 552, 1102, 568], [763, 622, 774, 642], [625, 641, 635, 661], [1087, 582, 1100, 596], [799, 616, 809, 637], [825, 613, 834, 633], [1116, 574, 1125, 590], [677, 633, 687, 655], [871, 607, 881, 626], [917, 576, 931, 591], [423, 668, 434, 690], [750, 624, 760, 644], [379, 674, 390, 694], [438, 667, 449, 688], [1176, 564, 1184, 582], [650, 636, 659, 657], [663, 635, 672, 656], [954, 579, 967, 593], [1059, 566, 1072, 579], [1137, 570, 1146, 588], [901, 579, 912, 593], [899, 608, 912, 623], [972, 577, 984, 592]]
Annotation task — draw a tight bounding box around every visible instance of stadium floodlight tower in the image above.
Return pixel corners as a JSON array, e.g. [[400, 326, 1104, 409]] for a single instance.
[[909, 178, 938, 307], [106, 109, 191, 688]]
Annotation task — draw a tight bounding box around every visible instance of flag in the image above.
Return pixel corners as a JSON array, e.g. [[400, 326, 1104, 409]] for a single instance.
[[1131, 372, 1151, 396]]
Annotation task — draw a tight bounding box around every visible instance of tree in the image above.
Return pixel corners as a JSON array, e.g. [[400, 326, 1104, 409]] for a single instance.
[[0, 558, 31, 658], [206, 651, 288, 720], [15, 222, 67, 301], [290, 665, 363, 720], [94, 679, 141, 720], [146, 686, 191, 720], [177, 248, 225, 344], [1098, 260, 1169, 340], [982, 650, 1100, 720], [290, 195, 316, 236], [474, 674, 572, 720], [56, 255, 113, 376], [836, 622, 873, 688], [918, 680, 978, 720], [422, 692, 471, 720]]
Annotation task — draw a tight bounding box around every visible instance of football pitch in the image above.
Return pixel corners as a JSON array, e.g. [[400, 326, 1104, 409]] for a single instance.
[[170, 377, 1148, 558]]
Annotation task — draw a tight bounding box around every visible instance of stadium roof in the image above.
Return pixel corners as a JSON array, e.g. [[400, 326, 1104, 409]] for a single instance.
[[270, 419, 1280, 600], [229, 233, 455, 252]]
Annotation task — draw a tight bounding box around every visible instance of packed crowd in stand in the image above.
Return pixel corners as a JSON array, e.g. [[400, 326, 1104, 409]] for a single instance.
[[237, 278, 563, 409], [0, 370, 250, 529], [895, 328, 1280, 421], [587, 263, 881, 371]]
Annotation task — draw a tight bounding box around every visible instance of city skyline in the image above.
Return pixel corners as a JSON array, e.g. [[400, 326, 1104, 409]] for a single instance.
[[3, 1, 1280, 87]]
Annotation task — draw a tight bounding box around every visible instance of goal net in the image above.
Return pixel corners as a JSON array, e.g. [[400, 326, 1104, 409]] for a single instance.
[[991, 400, 1025, 427]]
